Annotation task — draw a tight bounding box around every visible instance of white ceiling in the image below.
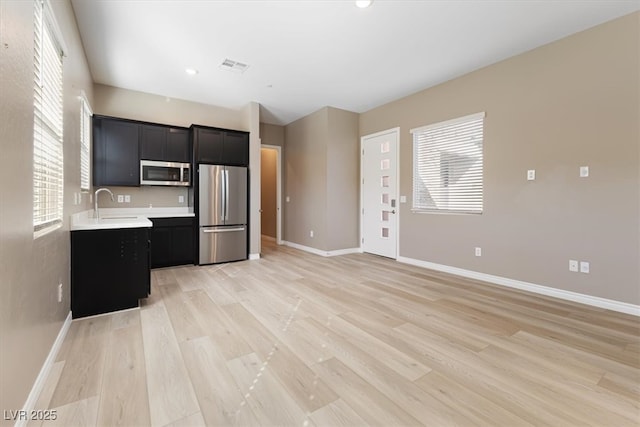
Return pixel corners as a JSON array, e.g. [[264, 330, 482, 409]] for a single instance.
[[71, 0, 639, 126]]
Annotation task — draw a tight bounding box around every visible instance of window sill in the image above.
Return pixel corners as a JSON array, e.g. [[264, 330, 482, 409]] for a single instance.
[[34, 222, 62, 239]]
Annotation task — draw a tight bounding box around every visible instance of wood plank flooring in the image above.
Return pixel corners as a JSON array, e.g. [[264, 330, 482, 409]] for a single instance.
[[32, 239, 639, 426]]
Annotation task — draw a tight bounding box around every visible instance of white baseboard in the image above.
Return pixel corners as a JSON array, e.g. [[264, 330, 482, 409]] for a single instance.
[[249, 253, 260, 260], [283, 241, 362, 257], [397, 256, 640, 316], [18, 311, 72, 427]]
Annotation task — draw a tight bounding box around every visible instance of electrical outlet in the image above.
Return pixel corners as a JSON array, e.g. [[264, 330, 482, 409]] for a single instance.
[[310, 230, 314, 238], [117, 195, 124, 203], [400, 196, 407, 203], [569, 260, 579, 272], [580, 261, 590, 274], [57, 283, 63, 303], [580, 166, 589, 177], [475, 247, 482, 257], [124, 195, 131, 203], [179, 195, 184, 203], [286, 196, 290, 203], [527, 169, 536, 181]]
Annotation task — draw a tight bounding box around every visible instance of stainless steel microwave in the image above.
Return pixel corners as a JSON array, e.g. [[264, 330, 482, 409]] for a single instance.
[[140, 160, 190, 186]]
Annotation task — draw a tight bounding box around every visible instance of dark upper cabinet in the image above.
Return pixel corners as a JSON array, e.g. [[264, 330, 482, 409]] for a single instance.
[[167, 128, 190, 162], [140, 125, 166, 160], [223, 131, 250, 166], [194, 127, 224, 164], [93, 117, 140, 186], [193, 126, 249, 166], [141, 124, 190, 163]]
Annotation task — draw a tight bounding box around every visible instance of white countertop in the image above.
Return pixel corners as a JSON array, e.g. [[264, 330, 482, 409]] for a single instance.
[[71, 207, 194, 231], [99, 207, 195, 218]]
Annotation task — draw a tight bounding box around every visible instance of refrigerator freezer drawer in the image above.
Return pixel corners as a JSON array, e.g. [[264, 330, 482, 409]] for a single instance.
[[199, 226, 247, 265]]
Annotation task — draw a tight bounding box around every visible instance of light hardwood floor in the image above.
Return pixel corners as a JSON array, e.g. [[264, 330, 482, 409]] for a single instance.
[[32, 239, 639, 426]]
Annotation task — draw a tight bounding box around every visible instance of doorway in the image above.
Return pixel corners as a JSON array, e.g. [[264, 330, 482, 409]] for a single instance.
[[260, 145, 282, 245], [361, 128, 399, 259]]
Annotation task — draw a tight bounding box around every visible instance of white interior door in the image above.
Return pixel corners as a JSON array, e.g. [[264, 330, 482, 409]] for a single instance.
[[361, 128, 399, 258]]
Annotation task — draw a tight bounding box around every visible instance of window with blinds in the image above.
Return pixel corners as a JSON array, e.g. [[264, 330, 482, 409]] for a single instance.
[[80, 93, 92, 191], [33, 0, 65, 236], [411, 112, 485, 214]]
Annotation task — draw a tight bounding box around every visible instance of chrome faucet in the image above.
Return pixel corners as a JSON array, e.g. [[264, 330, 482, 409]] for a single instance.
[[94, 188, 114, 219]]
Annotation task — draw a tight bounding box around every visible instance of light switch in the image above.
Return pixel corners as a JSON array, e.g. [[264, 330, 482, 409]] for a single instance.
[[580, 261, 590, 274], [286, 196, 290, 203], [179, 195, 184, 203], [117, 195, 124, 203], [475, 247, 482, 257], [527, 170, 536, 181], [580, 166, 589, 177], [400, 196, 407, 203]]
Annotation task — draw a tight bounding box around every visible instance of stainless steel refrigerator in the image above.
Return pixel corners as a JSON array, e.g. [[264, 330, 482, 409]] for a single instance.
[[198, 164, 247, 264]]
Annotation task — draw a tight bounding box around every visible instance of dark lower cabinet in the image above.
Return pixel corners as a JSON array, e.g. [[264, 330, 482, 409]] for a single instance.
[[150, 217, 194, 268], [71, 227, 150, 319]]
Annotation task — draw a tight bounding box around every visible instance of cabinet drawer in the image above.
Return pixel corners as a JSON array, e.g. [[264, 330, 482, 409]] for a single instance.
[[151, 217, 194, 228]]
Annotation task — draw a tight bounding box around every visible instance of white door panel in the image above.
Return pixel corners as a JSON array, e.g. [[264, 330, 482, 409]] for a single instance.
[[362, 129, 398, 258]]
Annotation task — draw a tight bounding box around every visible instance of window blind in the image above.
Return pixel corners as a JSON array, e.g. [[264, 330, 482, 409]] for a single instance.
[[33, 0, 64, 234], [411, 112, 485, 214], [80, 94, 92, 191]]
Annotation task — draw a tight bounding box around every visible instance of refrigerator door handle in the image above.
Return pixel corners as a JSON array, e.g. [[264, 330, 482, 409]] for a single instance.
[[202, 227, 246, 233], [225, 169, 230, 221], [220, 167, 226, 222]]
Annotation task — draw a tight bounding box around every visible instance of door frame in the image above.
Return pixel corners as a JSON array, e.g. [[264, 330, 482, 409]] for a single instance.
[[360, 127, 400, 259], [261, 144, 283, 245]]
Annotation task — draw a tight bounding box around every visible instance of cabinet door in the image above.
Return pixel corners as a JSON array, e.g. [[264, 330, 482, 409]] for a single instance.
[[223, 131, 249, 166], [140, 124, 167, 160], [166, 128, 190, 162], [94, 118, 140, 186], [195, 128, 223, 164], [172, 225, 194, 265], [150, 226, 172, 268]]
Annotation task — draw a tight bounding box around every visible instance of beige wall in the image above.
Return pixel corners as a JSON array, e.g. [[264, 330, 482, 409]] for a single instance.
[[360, 13, 640, 305], [0, 0, 94, 417], [285, 108, 329, 249], [260, 122, 285, 148], [284, 107, 360, 251], [261, 149, 278, 238], [93, 83, 246, 130], [326, 108, 360, 250]]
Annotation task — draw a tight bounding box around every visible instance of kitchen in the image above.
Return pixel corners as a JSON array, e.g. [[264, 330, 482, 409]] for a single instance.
[[2, 0, 639, 426]]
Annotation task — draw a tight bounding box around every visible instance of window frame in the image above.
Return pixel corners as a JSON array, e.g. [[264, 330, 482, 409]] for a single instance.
[[33, 0, 67, 238], [410, 112, 485, 215], [79, 92, 93, 191]]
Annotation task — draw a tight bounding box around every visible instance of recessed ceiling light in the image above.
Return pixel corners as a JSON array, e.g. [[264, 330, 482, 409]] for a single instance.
[[356, 0, 372, 8], [185, 68, 198, 75]]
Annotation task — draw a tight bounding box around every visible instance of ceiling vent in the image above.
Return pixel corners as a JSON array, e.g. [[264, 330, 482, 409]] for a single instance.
[[220, 59, 249, 73]]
